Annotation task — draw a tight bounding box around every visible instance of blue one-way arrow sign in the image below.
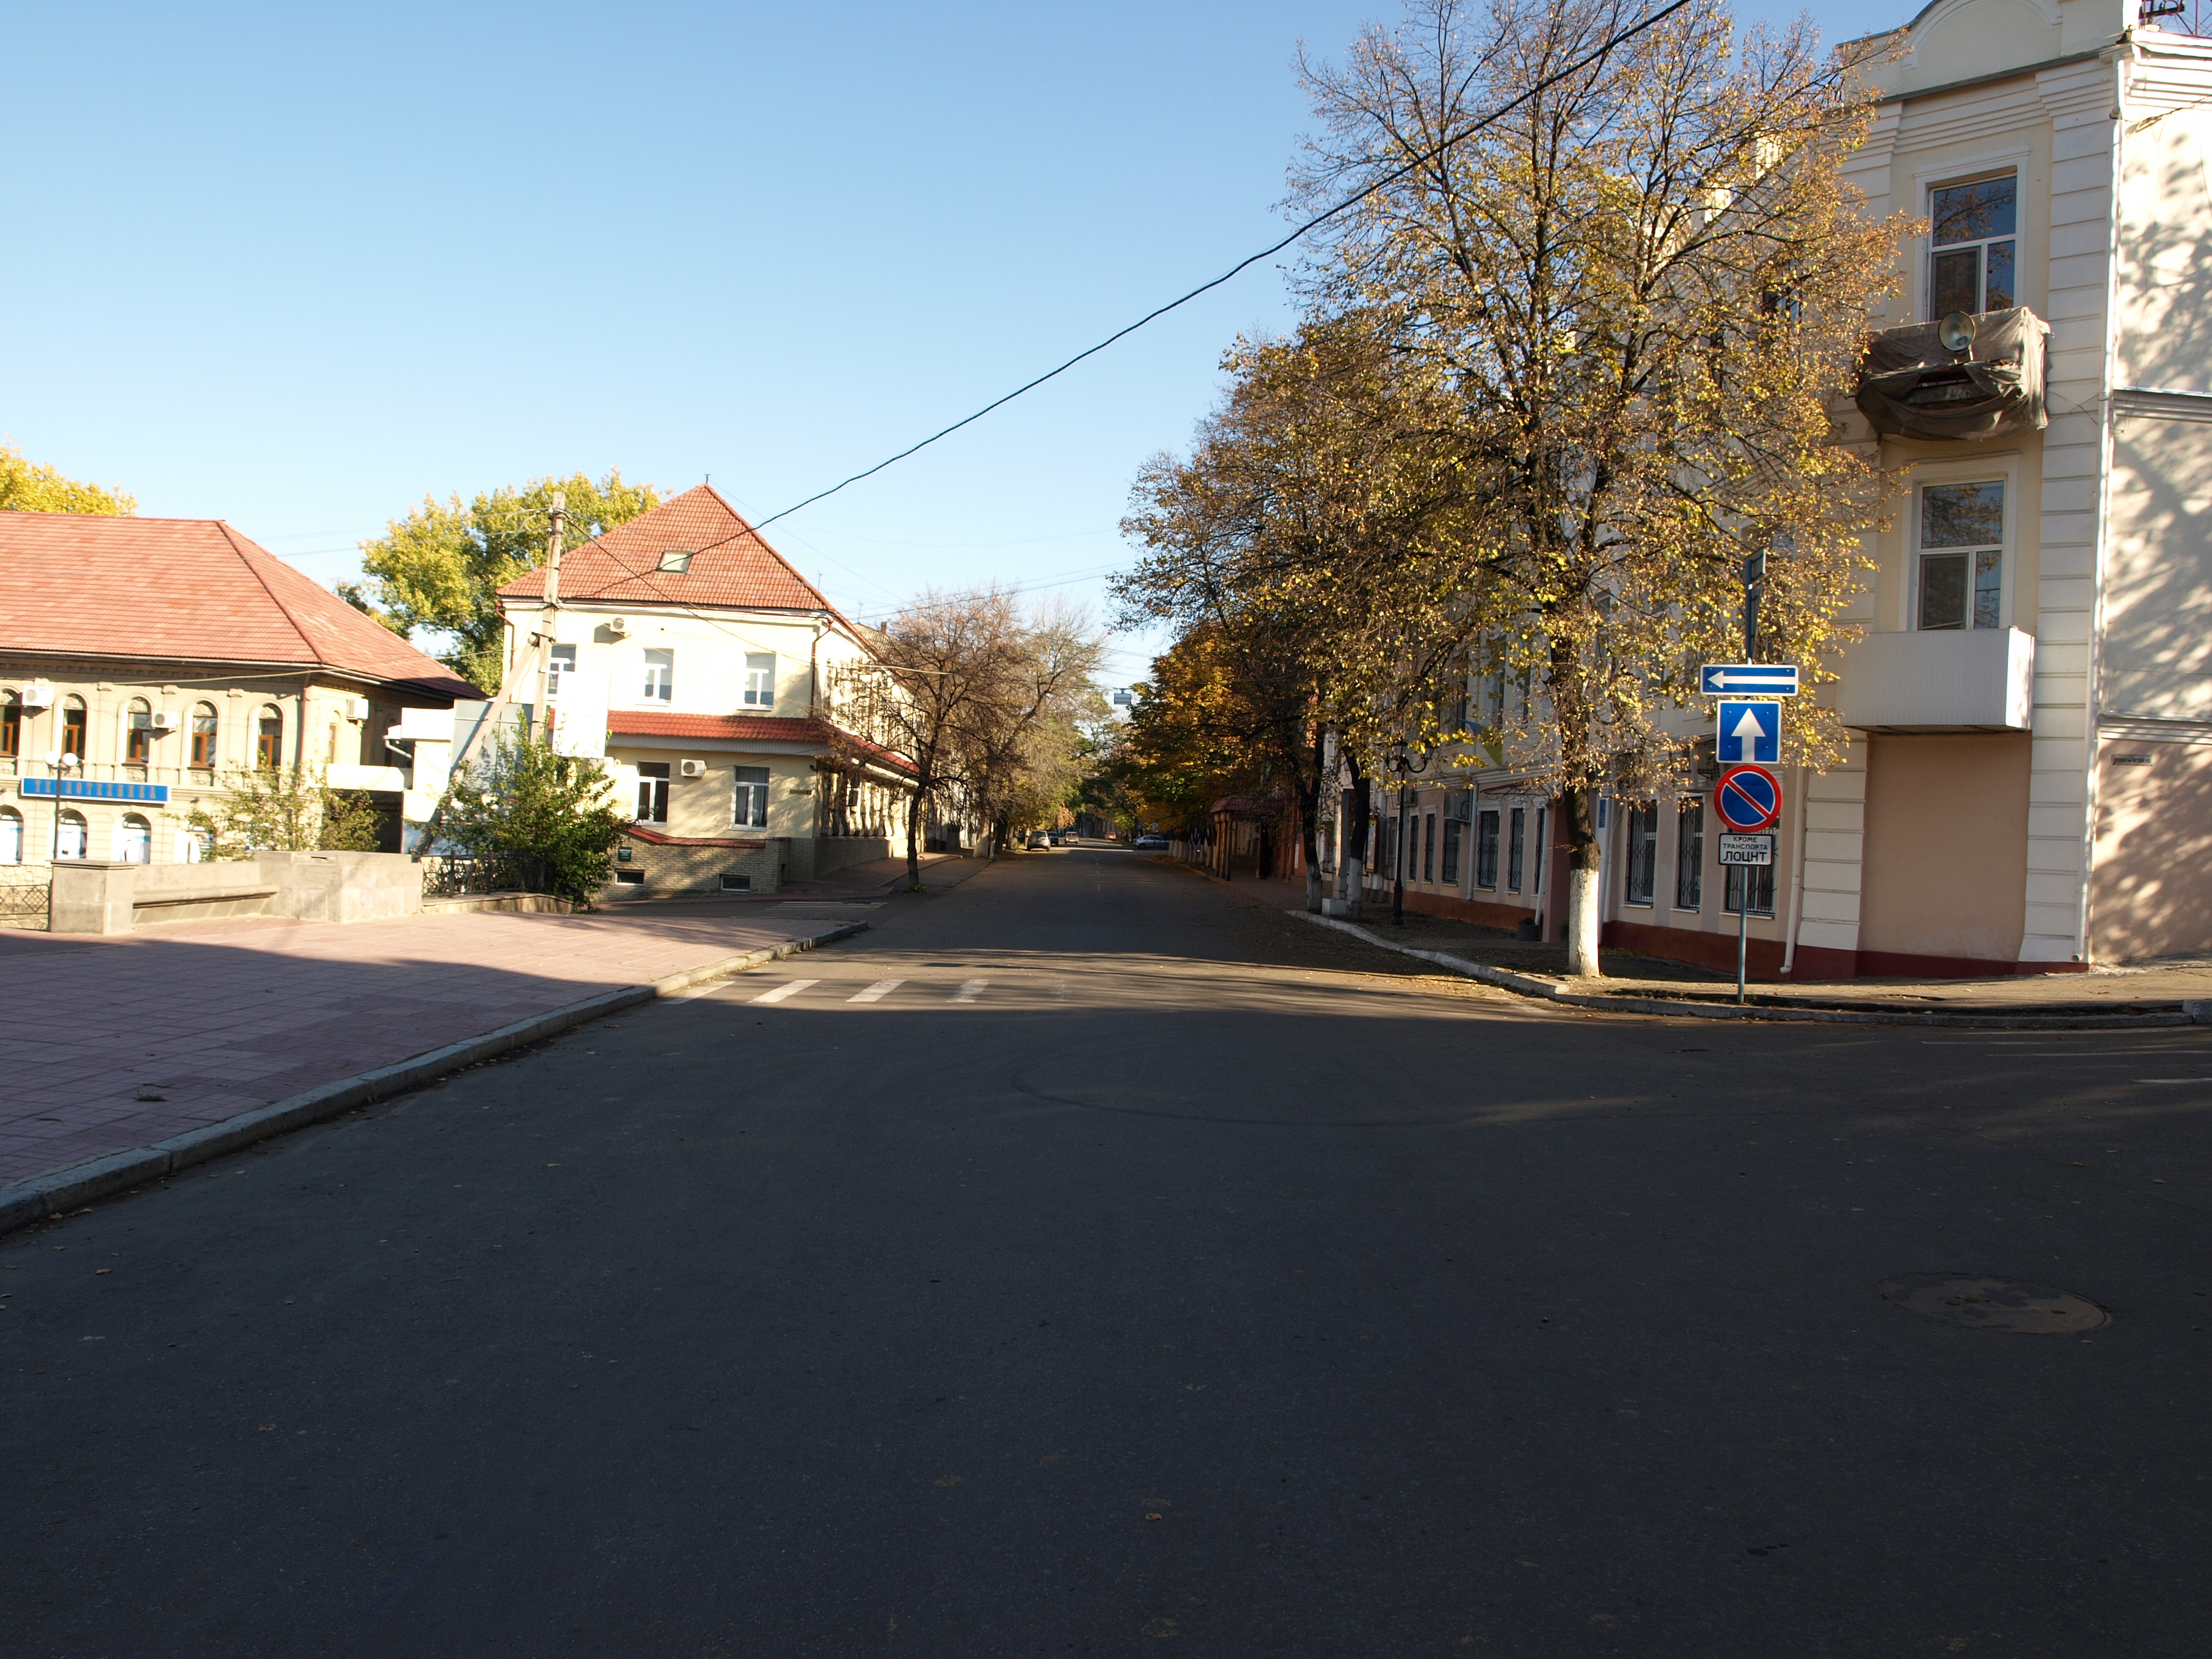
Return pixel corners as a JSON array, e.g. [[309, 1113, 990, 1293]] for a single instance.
[[1717, 699, 1781, 765], [1700, 663, 1799, 696]]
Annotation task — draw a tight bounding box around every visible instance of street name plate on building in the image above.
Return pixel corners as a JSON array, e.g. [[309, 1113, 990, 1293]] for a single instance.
[[19, 777, 170, 805], [1718, 833, 1775, 866]]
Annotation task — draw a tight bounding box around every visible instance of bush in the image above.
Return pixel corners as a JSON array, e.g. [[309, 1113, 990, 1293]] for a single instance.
[[433, 731, 625, 903], [183, 766, 383, 860]]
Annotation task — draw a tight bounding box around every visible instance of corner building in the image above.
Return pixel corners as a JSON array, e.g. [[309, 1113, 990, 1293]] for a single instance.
[[1361, 1, 2212, 976], [495, 486, 916, 899]]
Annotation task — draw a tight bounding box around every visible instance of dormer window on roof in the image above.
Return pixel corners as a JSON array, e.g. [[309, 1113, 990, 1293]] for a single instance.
[[658, 549, 694, 572]]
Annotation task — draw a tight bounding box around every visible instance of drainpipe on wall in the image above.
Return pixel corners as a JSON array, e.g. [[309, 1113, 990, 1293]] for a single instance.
[[1779, 765, 1809, 975]]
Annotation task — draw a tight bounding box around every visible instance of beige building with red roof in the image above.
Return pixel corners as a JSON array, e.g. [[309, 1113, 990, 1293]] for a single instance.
[[495, 484, 916, 896], [0, 510, 481, 868]]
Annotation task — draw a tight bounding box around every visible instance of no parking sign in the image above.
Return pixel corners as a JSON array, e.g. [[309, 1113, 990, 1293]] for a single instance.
[[1714, 764, 1782, 833]]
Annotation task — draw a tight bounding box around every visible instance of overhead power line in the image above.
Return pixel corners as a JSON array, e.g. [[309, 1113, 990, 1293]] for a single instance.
[[750, 0, 1692, 531]]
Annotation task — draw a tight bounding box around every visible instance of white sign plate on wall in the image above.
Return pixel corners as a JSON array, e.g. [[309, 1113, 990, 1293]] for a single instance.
[[1718, 833, 1775, 866], [548, 671, 609, 759]]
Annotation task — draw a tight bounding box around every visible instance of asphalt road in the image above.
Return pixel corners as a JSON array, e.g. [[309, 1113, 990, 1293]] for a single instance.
[[6, 848, 2209, 1657]]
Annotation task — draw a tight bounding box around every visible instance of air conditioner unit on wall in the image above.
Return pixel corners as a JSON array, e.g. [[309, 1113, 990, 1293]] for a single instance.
[[149, 710, 176, 730], [347, 697, 371, 722], [679, 759, 706, 778], [608, 616, 631, 637]]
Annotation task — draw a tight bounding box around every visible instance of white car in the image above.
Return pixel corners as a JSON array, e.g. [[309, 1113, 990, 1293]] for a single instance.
[[1133, 834, 1170, 851]]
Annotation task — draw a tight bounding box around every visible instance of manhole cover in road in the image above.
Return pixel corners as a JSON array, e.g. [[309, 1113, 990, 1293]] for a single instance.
[[1878, 1274, 2110, 1333]]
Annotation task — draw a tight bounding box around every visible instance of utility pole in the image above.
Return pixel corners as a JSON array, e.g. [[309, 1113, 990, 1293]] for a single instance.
[[535, 491, 568, 740], [1742, 549, 1766, 660]]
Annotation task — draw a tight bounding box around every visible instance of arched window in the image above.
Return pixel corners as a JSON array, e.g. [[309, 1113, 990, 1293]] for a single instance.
[[61, 696, 87, 764], [55, 809, 87, 861], [0, 806, 21, 864], [1, 690, 19, 760], [124, 697, 153, 765], [190, 703, 218, 769], [115, 813, 152, 863], [256, 706, 284, 769]]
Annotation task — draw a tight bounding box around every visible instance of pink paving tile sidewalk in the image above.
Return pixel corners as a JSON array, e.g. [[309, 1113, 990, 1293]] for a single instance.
[[0, 906, 835, 1187]]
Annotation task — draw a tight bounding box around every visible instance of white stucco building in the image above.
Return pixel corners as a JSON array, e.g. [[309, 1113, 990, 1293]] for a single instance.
[[494, 485, 916, 896]]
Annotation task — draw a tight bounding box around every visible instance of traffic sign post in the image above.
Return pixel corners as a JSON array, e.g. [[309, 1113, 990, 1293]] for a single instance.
[[1712, 770, 1781, 1004]]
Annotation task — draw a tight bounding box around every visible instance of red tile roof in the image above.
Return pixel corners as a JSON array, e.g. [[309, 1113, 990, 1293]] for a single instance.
[[501, 484, 856, 626], [608, 709, 916, 775], [0, 510, 482, 700], [622, 824, 769, 850]]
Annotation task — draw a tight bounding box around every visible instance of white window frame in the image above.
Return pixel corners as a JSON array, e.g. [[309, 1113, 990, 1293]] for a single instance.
[[1910, 147, 2029, 318], [635, 762, 670, 824], [741, 653, 776, 709], [732, 766, 770, 830], [1926, 170, 2020, 320], [546, 643, 577, 699], [1906, 455, 2018, 634], [641, 648, 674, 703]]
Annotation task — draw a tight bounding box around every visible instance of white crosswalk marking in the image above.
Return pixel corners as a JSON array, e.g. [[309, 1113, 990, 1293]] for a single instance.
[[752, 979, 818, 1004], [848, 979, 903, 1004], [953, 980, 987, 1002]]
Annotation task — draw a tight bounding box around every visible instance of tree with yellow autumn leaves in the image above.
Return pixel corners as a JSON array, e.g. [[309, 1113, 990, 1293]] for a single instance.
[[1116, 0, 1911, 971]]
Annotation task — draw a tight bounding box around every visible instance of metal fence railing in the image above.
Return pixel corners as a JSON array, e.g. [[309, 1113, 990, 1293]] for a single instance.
[[0, 868, 52, 931], [418, 853, 552, 899], [2142, 1, 2211, 36]]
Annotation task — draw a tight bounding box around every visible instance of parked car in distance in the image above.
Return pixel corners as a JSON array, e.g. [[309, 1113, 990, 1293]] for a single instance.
[[1133, 834, 1170, 851]]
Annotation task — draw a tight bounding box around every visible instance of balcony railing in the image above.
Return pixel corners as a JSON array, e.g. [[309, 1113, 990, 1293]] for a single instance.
[[1837, 627, 2036, 732]]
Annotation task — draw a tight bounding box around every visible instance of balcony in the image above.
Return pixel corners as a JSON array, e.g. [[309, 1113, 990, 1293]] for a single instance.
[[1855, 306, 2049, 441], [1837, 627, 2036, 732]]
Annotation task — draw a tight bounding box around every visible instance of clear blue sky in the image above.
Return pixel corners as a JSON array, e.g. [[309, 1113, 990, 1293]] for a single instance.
[[4, 1, 1882, 685]]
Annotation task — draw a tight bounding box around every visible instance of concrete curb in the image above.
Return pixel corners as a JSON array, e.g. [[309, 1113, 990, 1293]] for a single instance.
[[0, 920, 870, 1238], [1289, 910, 2205, 1030]]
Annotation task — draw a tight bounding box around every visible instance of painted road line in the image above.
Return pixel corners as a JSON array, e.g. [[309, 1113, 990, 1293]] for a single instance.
[[849, 979, 903, 1004], [752, 979, 819, 1005], [953, 980, 988, 1002]]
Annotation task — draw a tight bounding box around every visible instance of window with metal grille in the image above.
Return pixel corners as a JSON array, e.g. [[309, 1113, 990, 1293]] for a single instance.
[[1624, 802, 1658, 906], [1675, 797, 1704, 911], [1476, 809, 1500, 889]]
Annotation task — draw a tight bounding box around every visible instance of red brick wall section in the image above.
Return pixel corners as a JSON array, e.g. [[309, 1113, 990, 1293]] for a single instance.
[[1598, 917, 2088, 983]]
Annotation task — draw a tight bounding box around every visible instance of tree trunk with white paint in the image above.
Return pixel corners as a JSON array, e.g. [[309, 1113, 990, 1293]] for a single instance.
[[1561, 785, 1603, 977]]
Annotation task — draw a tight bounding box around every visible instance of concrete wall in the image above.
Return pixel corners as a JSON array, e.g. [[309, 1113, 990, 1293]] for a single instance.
[[1860, 734, 2031, 964], [255, 851, 423, 923], [49, 851, 425, 933], [2088, 729, 2212, 960]]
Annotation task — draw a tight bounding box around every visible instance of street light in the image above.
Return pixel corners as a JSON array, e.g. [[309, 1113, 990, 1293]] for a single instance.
[[1384, 743, 1429, 928], [44, 748, 79, 863]]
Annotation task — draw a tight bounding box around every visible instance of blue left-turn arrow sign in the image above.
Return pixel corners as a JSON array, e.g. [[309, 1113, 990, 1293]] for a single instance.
[[1700, 663, 1799, 695]]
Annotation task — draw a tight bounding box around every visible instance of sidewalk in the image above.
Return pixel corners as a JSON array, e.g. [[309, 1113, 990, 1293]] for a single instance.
[[0, 903, 856, 1193], [1179, 862, 2212, 1022], [608, 850, 990, 908]]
